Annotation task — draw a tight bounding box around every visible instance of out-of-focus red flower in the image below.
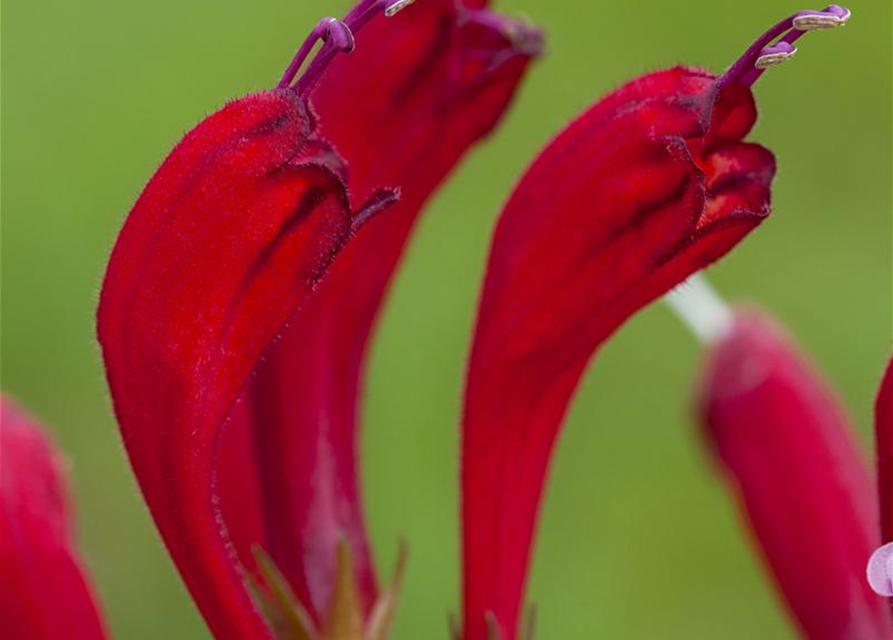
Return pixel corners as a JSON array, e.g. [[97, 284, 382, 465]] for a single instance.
[[698, 309, 892, 640], [0, 397, 110, 640], [459, 7, 849, 640], [868, 361, 893, 604], [97, 1, 539, 640], [876, 360, 892, 545]]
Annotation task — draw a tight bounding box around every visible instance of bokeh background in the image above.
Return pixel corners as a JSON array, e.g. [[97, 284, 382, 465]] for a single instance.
[[3, 0, 891, 638]]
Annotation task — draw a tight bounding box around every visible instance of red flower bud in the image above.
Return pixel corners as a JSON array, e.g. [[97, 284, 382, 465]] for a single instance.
[[699, 310, 891, 640]]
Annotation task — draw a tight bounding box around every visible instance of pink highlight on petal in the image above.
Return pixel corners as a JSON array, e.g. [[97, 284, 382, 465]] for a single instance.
[[867, 543, 893, 598]]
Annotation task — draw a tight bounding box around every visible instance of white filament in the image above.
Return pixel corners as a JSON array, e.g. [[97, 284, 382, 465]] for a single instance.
[[664, 274, 734, 345], [867, 542, 893, 597]]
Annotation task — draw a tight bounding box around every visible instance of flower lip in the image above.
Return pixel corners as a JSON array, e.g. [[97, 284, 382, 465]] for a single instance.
[[717, 5, 850, 91]]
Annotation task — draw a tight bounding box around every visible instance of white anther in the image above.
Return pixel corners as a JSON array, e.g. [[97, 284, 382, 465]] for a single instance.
[[384, 0, 418, 17], [867, 542, 893, 598], [755, 47, 798, 69], [664, 274, 734, 344], [792, 9, 851, 31]]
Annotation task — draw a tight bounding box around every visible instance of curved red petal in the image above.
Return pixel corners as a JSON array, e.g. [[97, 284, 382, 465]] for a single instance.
[[216, 0, 540, 622], [461, 68, 772, 640], [0, 397, 110, 640], [877, 358, 892, 544], [98, 91, 363, 640], [699, 310, 892, 640]]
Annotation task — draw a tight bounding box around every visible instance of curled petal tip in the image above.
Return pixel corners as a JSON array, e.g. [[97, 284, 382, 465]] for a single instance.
[[383, 0, 418, 17], [755, 42, 798, 69], [792, 5, 851, 30], [464, 10, 545, 57], [503, 22, 544, 56], [867, 543, 893, 598]]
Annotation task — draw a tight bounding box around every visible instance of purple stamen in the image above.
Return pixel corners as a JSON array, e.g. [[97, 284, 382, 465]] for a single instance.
[[281, 0, 419, 96], [277, 17, 355, 89], [716, 5, 850, 93]]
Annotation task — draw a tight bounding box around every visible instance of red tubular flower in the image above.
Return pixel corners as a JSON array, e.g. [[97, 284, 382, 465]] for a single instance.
[[698, 310, 892, 640], [222, 0, 540, 625], [97, 2, 539, 640], [459, 7, 849, 640], [0, 397, 110, 640]]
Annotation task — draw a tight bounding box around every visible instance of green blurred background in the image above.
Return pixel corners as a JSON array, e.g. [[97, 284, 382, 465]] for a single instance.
[[2, 0, 891, 638]]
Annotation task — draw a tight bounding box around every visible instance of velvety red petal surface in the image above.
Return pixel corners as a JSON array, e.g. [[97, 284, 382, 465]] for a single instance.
[[0, 397, 110, 640], [216, 0, 540, 622], [877, 358, 892, 544], [98, 91, 361, 640], [461, 69, 773, 640], [700, 310, 892, 640]]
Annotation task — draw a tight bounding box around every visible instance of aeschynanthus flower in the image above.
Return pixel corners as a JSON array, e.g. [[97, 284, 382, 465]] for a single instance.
[[98, 2, 539, 640], [0, 396, 110, 640], [460, 7, 850, 640], [693, 303, 892, 639], [219, 0, 540, 627]]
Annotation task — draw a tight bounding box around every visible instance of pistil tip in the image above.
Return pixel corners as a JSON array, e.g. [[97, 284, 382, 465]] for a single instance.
[[323, 17, 356, 53], [867, 542, 893, 597], [383, 0, 418, 17], [755, 41, 798, 69], [792, 5, 851, 31]]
